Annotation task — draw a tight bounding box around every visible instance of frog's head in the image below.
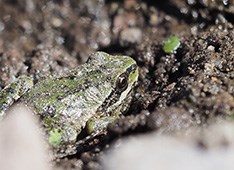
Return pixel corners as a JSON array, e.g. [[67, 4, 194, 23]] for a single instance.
[[88, 51, 139, 115]]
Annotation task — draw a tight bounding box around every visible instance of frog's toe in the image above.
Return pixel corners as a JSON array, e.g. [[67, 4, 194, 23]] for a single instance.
[[86, 116, 117, 135]]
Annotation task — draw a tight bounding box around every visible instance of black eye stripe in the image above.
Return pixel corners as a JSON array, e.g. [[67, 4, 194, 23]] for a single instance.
[[96, 64, 137, 114], [126, 64, 137, 74], [96, 89, 121, 114]]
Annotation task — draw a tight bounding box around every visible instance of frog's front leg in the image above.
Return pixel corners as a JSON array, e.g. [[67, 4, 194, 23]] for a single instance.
[[0, 75, 33, 119], [86, 115, 118, 135]]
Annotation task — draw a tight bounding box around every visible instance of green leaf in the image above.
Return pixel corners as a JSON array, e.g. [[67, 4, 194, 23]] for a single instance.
[[163, 35, 180, 54]]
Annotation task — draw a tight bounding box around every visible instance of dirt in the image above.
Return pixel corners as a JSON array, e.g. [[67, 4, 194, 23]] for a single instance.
[[0, 0, 233, 170]]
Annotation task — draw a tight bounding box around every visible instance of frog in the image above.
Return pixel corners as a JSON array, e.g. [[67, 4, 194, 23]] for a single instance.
[[0, 51, 138, 158]]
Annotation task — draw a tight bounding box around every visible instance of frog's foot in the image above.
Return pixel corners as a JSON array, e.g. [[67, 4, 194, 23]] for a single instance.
[[0, 75, 33, 119], [73, 116, 117, 154]]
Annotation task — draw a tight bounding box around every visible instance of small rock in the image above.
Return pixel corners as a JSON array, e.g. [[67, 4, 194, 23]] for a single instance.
[[120, 27, 142, 46], [103, 121, 234, 170], [0, 105, 51, 170], [207, 45, 215, 51]]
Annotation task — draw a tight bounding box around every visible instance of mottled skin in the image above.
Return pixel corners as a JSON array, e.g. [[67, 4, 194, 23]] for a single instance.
[[0, 52, 138, 157]]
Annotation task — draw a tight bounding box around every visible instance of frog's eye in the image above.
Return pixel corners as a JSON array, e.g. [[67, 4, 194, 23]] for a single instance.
[[116, 73, 128, 91]]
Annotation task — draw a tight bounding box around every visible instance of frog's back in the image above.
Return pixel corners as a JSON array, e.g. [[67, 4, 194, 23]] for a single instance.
[[23, 68, 112, 131]]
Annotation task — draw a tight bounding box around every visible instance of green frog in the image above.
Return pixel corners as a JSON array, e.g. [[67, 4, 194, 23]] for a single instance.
[[0, 51, 138, 157]]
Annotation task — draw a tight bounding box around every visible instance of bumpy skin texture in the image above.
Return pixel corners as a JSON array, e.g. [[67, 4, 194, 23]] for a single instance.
[[0, 76, 33, 118], [0, 52, 138, 157]]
